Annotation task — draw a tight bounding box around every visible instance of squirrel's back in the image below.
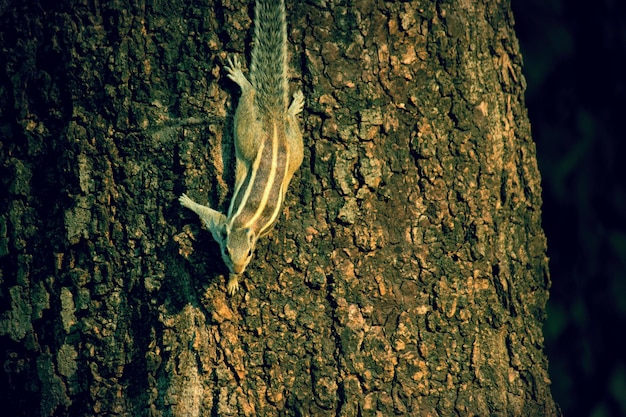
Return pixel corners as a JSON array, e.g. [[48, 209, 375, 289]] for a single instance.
[[250, 0, 288, 117]]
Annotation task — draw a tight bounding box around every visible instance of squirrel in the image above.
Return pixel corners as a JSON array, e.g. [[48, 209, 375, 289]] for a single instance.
[[180, 0, 304, 295]]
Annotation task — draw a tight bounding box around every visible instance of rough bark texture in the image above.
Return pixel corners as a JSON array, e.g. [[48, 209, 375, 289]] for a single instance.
[[0, 0, 559, 416]]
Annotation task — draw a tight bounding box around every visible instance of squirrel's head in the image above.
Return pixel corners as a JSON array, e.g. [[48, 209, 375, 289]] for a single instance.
[[220, 225, 257, 275]]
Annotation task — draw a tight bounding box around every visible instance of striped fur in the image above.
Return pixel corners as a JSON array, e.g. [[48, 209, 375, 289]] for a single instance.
[[227, 122, 289, 237]]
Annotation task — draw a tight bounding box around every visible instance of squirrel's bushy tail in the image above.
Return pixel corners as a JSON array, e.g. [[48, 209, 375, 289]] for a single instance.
[[250, 0, 288, 116]]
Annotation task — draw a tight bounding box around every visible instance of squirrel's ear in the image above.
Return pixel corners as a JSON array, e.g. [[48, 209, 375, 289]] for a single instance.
[[220, 225, 228, 242], [210, 222, 229, 245], [246, 228, 256, 244], [245, 229, 255, 258]]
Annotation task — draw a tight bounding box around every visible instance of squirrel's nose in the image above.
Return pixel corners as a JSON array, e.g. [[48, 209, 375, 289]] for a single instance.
[[232, 264, 245, 275]]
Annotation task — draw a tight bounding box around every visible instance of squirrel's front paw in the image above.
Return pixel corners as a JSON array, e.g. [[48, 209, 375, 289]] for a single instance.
[[227, 274, 240, 295]]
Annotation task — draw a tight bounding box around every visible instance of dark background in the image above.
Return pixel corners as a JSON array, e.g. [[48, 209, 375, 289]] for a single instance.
[[512, 1, 626, 416]]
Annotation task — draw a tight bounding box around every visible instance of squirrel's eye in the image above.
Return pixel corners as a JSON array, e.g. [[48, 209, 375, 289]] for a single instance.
[[247, 249, 252, 258], [223, 247, 230, 257]]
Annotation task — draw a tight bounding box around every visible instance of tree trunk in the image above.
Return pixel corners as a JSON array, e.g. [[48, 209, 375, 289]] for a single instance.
[[0, 0, 559, 416]]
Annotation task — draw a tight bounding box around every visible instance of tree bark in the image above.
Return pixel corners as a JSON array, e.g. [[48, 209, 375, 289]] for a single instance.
[[0, 0, 559, 416]]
